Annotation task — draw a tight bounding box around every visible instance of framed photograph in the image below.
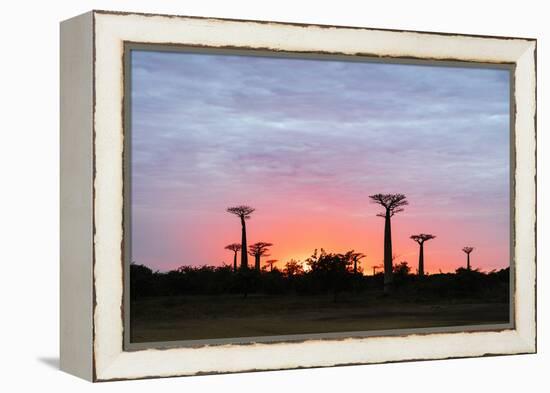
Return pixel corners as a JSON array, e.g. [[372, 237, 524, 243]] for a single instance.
[[60, 10, 536, 381]]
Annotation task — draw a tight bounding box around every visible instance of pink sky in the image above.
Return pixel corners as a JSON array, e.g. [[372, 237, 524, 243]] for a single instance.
[[130, 50, 510, 274]]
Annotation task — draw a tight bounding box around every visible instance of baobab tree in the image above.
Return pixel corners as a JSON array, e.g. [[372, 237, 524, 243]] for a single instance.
[[410, 233, 436, 277], [349, 251, 366, 275], [248, 242, 273, 271], [226, 205, 255, 269], [462, 246, 474, 270], [224, 243, 242, 272], [265, 259, 278, 272], [369, 193, 408, 293], [372, 264, 383, 275]]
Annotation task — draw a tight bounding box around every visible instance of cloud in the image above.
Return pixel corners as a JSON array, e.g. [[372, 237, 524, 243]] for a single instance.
[[130, 50, 510, 270]]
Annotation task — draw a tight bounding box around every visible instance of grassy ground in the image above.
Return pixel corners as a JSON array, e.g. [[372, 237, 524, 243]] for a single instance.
[[130, 292, 509, 343]]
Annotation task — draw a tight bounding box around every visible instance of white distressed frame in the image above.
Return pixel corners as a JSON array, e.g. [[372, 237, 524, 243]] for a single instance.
[[61, 10, 536, 381]]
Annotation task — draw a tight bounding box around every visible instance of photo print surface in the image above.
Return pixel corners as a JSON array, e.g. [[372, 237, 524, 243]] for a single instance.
[[127, 48, 511, 345]]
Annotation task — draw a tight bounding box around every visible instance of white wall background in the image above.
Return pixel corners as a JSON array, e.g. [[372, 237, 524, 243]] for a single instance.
[[0, 0, 546, 391]]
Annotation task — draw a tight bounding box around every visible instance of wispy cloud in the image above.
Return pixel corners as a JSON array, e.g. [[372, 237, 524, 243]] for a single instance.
[[131, 50, 510, 272]]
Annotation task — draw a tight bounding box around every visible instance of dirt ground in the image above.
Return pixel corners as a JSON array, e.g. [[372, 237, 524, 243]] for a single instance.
[[129, 293, 509, 343]]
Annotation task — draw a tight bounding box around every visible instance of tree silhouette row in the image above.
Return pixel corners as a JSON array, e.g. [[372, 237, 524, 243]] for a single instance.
[[226, 195, 477, 294]]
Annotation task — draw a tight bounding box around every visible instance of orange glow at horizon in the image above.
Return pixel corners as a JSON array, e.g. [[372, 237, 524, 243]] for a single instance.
[[141, 195, 510, 275], [130, 50, 510, 275]]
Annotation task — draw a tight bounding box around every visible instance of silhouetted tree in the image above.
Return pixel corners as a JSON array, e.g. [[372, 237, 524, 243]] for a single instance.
[[248, 242, 273, 271], [130, 263, 154, 299], [224, 243, 242, 272], [227, 205, 255, 269], [307, 249, 354, 301], [410, 234, 436, 277], [129, 258, 510, 302], [369, 193, 408, 293], [283, 259, 304, 277], [349, 251, 366, 275], [393, 261, 411, 276], [265, 259, 278, 272], [462, 246, 474, 270], [372, 264, 383, 275]]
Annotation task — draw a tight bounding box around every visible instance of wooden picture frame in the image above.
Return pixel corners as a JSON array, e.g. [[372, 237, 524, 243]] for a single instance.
[[60, 10, 536, 381]]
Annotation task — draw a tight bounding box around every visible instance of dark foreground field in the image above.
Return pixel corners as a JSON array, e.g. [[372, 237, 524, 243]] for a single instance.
[[130, 293, 509, 343]]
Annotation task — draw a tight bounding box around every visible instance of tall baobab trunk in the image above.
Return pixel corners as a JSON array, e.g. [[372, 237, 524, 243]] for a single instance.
[[233, 250, 238, 272], [240, 216, 248, 269], [411, 234, 435, 277], [254, 254, 260, 271], [354, 260, 357, 275], [383, 210, 393, 293], [418, 242, 424, 276], [368, 193, 408, 295], [467, 253, 471, 271]]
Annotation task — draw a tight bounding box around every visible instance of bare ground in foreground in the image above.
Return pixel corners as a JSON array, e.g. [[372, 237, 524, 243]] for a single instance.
[[130, 293, 509, 343]]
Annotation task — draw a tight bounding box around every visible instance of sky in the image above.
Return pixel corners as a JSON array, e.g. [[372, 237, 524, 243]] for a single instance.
[[130, 49, 510, 274]]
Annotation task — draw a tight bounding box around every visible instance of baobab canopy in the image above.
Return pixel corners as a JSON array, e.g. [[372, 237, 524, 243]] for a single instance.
[[227, 205, 255, 220], [411, 234, 436, 243], [369, 194, 409, 217]]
